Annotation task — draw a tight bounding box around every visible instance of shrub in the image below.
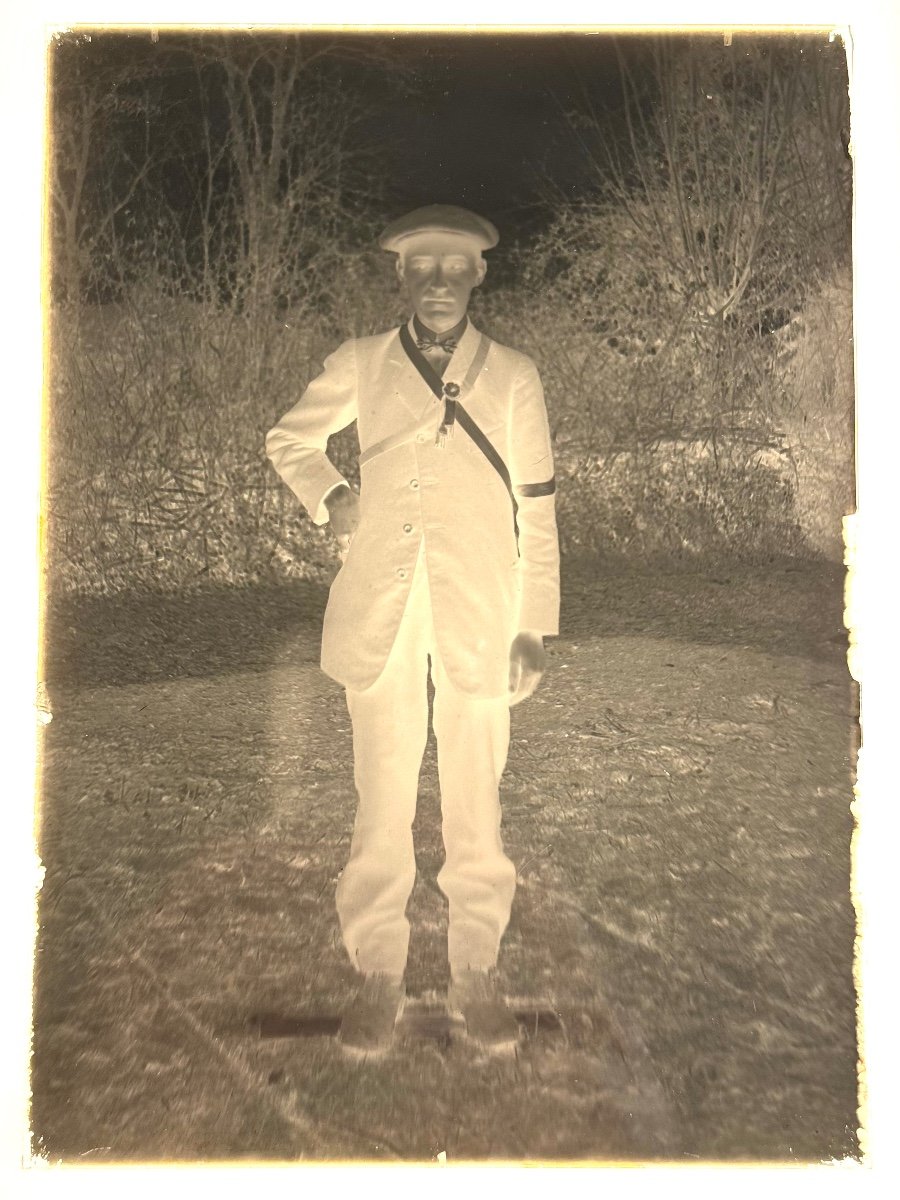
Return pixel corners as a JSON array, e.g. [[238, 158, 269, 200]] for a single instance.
[[472, 36, 852, 564], [45, 257, 405, 596], [773, 266, 855, 560]]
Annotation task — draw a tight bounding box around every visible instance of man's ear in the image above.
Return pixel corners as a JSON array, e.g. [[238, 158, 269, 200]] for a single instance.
[[395, 257, 405, 284], [475, 257, 487, 287]]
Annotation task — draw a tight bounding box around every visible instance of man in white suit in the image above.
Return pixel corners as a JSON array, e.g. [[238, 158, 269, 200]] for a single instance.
[[266, 205, 560, 1056]]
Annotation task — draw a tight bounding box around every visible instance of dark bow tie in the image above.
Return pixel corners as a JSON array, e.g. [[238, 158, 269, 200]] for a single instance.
[[416, 333, 458, 354]]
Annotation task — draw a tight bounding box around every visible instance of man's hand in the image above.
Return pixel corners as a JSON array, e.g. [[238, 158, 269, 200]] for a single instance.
[[508, 631, 546, 706], [325, 484, 360, 557]]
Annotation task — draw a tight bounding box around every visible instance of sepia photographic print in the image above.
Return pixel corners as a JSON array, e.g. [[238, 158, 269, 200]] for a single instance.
[[29, 16, 867, 1171]]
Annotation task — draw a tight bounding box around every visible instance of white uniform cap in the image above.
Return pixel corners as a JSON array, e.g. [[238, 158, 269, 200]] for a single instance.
[[378, 204, 499, 252]]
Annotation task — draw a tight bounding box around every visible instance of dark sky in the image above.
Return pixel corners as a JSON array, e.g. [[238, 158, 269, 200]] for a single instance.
[[57, 29, 843, 274], [55, 29, 644, 246], [55, 29, 843, 256], [349, 33, 640, 238]]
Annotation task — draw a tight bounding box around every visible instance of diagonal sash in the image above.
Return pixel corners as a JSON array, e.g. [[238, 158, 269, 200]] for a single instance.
[[398, 321, 448, 403], [453, 406, 513, 497], [398, 323, 508, 488], [395, 324, 556, 540]]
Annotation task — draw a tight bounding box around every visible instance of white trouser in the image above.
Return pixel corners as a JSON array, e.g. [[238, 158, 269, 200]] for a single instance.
[[335, 544, 516, 978]]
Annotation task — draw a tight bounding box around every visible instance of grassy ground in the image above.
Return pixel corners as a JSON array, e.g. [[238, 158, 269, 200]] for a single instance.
[[32, 557, 859, 1163]]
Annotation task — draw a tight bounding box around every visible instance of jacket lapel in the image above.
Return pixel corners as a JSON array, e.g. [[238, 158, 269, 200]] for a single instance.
[[387, 320, 439, 420], [387, 317, 489, 422], [442, 319, 481, 389]]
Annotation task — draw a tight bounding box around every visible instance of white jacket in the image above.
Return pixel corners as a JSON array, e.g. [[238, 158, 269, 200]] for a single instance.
[[266, 317, 560, 697]]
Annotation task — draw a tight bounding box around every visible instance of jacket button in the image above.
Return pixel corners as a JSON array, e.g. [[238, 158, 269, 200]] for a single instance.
[[409, 478, 419, 489], [397, 568, 408, 580], [416, 433, 426, 443], [403, 523, 413, 534]]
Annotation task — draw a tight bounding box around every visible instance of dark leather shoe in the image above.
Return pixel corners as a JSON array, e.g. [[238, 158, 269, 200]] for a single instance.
[[448, 970, 520, 1054], [339, 973, 405, 1058]]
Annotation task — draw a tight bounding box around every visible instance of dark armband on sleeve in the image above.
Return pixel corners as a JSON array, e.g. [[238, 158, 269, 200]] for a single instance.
[[515, 476, 556, 499]]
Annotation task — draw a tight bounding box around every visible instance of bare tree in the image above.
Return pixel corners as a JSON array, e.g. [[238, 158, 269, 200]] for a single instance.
[[575, 35, 851, 329], [49, 36, 178, 301]]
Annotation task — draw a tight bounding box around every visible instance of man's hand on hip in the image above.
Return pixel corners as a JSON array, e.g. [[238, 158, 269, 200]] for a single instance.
[[325, 484, 360, 556], [508, 631, 546, 706]]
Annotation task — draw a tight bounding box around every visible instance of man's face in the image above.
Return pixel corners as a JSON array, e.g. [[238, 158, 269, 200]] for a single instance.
[[397, 235, 487, 333]]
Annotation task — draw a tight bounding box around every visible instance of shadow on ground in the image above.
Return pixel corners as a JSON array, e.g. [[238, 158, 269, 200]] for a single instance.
[[41, 556, 848, 689]]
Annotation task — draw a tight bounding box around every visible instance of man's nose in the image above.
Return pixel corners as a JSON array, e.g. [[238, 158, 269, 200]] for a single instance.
[[429, 263, 448, 288]]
